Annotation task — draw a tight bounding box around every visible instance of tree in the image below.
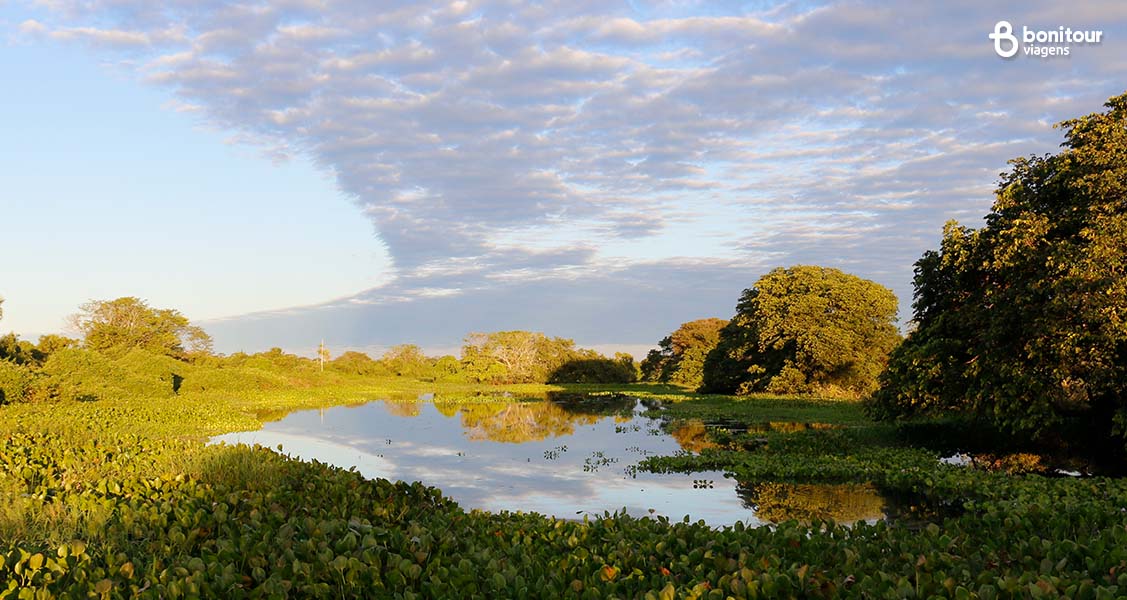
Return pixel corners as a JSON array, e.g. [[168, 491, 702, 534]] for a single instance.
[[701, 266, 900, 397], [0, 334, 37, 365], [460, 331, 591, 383], [37, 334, 78, 357], [548, 356, 637, 384], [871, 92, 1127, 450], [317, 340, 331, 372], [381, 344, 430, 378], [331, 351, 385, 376], [639, 318, 727, 388], [70, 297, 213, 358]]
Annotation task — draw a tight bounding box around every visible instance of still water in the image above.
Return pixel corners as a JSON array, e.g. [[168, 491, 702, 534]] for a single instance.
[[211, 393, 886, 526]]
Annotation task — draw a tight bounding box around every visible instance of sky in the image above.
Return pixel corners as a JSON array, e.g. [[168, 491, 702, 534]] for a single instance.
[[1, 0, 1125, 358]]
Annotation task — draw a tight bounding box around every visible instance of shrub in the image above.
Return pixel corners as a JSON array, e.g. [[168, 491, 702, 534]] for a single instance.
[[0, 360, 37, 404]]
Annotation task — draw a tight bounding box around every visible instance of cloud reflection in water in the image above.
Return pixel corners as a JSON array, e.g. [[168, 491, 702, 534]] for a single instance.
[[211, 395, 883, 526]]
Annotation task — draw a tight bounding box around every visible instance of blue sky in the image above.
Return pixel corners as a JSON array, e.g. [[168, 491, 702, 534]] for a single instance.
[[2, 1, 1125, 358]]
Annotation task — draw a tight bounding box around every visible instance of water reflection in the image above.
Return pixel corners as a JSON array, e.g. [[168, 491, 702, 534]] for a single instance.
[[702, 419, 843, 434], [669, 419, 720, 453], [212, 394, 890, 526], [737, 482, 886, 524]]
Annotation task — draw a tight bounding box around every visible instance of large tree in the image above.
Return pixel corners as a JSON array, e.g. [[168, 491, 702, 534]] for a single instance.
[[70, 297, 213, 358], [701, 266, 900, 397], [461, 331, 595, 384], [871, 92, 1127, 449], [640, 318, 727, 388]]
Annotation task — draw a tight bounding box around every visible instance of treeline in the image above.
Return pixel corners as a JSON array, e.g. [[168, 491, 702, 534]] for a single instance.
[[0, 298, 638, 404], [327, 331, 637, 384], [640, 266, 901, 399]]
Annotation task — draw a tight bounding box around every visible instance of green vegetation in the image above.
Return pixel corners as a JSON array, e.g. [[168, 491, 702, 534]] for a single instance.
[[71, 297, 213, 358], [640, 319, 726, 388], [6, 382, 1127, 598], [701, 266, 900, 398], [548, 356, 637, 384], [871, 92, 1127, 454], [4, 93, 1127, 598], [461, 331, 637, 384]]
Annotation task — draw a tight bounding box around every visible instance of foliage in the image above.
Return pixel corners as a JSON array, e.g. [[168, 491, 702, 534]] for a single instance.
[[461, 331, 605, 384], [35, 335, 78, 360], [640, 318, 727, 388], [871, 92, 1127, 452], [70, 297, 213, 358], [330, 351, 389, 377], [35, 348, 180, 402], [0, 361, 37, 405], [548, 355, 637, 384], [702, 266, 900, 398], [5, 384, 1127, 598], [381, 344, 431, 378], [0, 334, 39, 366]]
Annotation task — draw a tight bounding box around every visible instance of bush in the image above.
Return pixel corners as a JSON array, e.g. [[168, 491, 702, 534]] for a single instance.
[[0, 360, 37, 404], [177, 365, 290, 394], [548, 358, 637, 384], [37, 348, 177, 402]]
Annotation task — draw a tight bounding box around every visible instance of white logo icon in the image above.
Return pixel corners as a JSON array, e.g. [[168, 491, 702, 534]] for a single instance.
[[990, 21, 1019, 57]]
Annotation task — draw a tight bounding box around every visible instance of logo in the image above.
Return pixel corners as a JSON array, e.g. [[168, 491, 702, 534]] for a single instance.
[[989, 20, 1104, 58], [989, 21, 1019, 57]]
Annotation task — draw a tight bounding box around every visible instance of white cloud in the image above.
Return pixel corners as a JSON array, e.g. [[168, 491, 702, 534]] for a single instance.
[[15, 0, 1127, 349]]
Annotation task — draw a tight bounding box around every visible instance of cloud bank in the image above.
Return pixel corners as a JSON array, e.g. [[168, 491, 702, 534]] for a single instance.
[[15, 0, 1127, 353]]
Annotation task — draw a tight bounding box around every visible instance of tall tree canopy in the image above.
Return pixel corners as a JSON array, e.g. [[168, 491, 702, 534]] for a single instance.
[[701, 266, 900, 397], [640, 318, 727, 388], [460, 331, 598, 384], [70, 297, 213, 358], [871, 92, 1127, 449]]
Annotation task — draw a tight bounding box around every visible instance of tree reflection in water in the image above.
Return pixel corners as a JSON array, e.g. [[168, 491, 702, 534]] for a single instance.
[[669, 419, 721, 453], [737, 481, 886, 524], [405, 392, 642, 443]]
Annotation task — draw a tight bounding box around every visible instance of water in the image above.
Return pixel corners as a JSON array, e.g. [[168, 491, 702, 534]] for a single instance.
[[211, 393, 887, 526]]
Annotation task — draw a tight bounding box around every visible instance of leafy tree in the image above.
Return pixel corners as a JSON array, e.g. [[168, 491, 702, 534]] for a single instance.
[[458, 343, 508, 383], [37, 334, 78, 357], [871, 92, 1127, 450], [0, 360, 37, 404], [381, 344, 431, 378], [0, 333, 38, 365], [70, 297, 213, 358], [461, 331, 592, 383], [330, 351, 386, 376], [431, 355, 464, 382], [701, 266, 900, 397], [640, 318, 727, 388], [548, 356, 637, 384], [0, 334, 77, 368]]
